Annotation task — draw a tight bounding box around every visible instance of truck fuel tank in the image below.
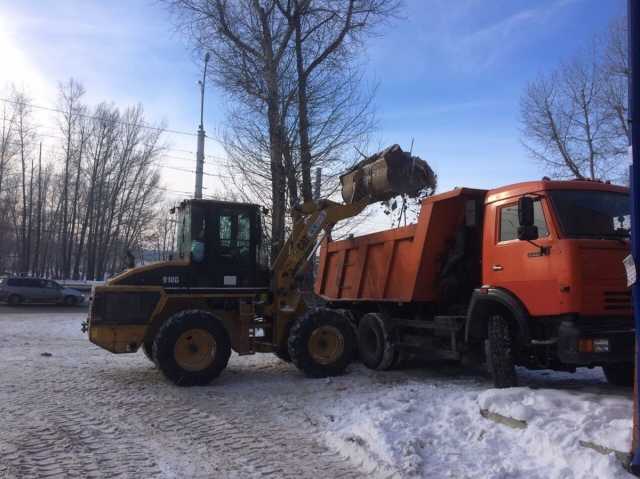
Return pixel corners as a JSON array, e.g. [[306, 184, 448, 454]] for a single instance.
[[340, 144, 436, 204]]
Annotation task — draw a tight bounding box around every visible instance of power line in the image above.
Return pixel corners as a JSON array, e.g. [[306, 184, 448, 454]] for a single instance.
[[157, 163, 233, 179], [0, 97, 204, 138]]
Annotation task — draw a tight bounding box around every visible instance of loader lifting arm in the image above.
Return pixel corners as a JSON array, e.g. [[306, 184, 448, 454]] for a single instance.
[[269, 144, 436, 348], [272, 196, 372, 301]]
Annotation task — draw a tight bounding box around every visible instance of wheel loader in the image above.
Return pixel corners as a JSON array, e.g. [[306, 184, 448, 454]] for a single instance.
[[84, 145, 435, 386]]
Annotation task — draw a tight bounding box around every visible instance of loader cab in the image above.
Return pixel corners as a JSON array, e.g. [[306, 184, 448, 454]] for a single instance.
[[175, 199, 269, 287]]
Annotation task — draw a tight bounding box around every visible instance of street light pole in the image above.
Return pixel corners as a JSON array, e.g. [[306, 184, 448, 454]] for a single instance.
[[195, 52, 211, 200]]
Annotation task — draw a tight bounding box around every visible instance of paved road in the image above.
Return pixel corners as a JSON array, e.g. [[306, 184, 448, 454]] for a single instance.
[[0, 306, 373, 479]]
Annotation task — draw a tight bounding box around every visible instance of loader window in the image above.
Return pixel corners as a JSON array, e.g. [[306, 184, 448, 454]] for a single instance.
[[499, 200, 548, 242], [219, 215, 233, 248], [238, 214, 251, 257], [218, 213, 251, 261]]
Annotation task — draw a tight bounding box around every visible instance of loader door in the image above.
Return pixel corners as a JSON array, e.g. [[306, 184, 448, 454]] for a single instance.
[[213, 209, 253, 286], [483, 196, 560, 316]]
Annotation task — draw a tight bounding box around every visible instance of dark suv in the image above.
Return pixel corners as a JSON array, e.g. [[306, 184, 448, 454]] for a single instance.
[[0, 277, 85, 306]]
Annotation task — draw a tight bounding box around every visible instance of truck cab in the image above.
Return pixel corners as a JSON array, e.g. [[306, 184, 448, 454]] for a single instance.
[[470, 180, 632, 384]]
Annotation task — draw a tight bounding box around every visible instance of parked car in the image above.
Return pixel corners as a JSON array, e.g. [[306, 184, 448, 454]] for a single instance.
[[0, 277, 85, 306]]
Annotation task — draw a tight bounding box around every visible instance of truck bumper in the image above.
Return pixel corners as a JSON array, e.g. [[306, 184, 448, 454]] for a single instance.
[[557, 318, 634, 365]]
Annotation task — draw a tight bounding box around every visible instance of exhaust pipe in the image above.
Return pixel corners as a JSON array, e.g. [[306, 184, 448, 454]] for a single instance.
[[340, 144, 436, 204]]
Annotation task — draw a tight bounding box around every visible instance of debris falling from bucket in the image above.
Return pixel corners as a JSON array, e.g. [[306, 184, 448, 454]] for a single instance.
[[340, 145, 436, 204]]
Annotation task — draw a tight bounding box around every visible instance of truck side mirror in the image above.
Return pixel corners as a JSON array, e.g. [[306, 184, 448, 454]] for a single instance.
[[517, 196, 539, 241]]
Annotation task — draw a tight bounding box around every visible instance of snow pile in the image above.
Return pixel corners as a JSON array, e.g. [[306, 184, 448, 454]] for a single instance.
[[323, 371, 633, 478], [479, 387, 632, 474]]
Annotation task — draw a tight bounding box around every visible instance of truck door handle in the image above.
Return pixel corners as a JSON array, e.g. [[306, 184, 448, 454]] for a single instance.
[[492, 264, 504, 271]]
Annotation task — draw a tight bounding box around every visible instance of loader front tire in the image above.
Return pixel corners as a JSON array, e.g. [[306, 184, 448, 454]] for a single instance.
[[288, 308, 356, 378], [358, 313, 396, 371], [487, 314, 518, 388], [153, 310, 231, 386]]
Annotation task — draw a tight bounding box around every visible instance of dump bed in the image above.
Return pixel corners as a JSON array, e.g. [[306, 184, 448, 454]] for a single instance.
[[315, 188, 487, 303]]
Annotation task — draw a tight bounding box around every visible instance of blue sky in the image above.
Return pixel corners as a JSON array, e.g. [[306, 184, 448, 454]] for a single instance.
[[0, 0, 627, 206]]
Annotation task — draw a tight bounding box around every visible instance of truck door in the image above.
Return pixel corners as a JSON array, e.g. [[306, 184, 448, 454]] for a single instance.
[[484, 196, 560, 316]]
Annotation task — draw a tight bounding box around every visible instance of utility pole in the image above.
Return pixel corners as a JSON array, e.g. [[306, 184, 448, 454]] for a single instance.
[[195, 52, 211, 200], [629, 0, 640, 473]]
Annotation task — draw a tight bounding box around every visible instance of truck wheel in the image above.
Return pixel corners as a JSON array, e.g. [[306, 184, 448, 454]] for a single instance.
[[288, 308, 356, 378], [358, 313, 395, 371], [487, 314, 518, 388], [152, 310, 231, 387], [603, 363, 634, 387], [333, 309, 359, 360], [7, 294, 23, 306]]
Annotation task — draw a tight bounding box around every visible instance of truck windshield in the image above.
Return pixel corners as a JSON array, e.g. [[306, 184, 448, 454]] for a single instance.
[[549, 190, 630, 239]]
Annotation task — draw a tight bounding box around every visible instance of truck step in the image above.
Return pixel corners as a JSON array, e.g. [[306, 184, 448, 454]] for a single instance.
[[395, 315, 465, 332]]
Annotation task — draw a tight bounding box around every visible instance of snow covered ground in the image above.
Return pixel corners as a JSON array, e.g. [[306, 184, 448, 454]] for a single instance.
[[321, 367, 632, 478], [0, 306, 634, 478]]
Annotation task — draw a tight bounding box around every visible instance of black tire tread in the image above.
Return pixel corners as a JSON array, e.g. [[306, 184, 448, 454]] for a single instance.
[[358, 312, 395, 371], [487, 314, 518, 388]]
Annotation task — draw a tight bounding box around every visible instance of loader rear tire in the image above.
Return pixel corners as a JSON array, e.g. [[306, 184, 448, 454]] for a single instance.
[[153, 310, 231, 386], [358, 313, 395, 371], [288, 308, 356, 378], [487, 314, 518, 388]]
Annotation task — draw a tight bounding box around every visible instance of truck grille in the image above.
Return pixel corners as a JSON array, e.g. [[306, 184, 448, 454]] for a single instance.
[[603, 291, 632, 312]]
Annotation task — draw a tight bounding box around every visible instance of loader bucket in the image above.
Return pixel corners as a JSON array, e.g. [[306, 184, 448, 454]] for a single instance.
[[340, 144, 436, 204]]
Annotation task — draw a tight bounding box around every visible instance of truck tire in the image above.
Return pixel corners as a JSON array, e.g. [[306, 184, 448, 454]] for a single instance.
[[152, 310, 231, 387], [7, 294, 23, 306], [358, 313, 395, 371], [603, 363, 634, 387], [288, 308, 356, 378], [487, 314, 518, 388], [333, 308, 359, 360]]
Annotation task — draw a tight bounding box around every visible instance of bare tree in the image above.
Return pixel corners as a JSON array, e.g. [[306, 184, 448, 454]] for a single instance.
[[57, 79, 86, 278], [520, 18, 629, 182], [277, 0, 397, 201], [166, 0, 399, 259], [10, 90, 37, 273]]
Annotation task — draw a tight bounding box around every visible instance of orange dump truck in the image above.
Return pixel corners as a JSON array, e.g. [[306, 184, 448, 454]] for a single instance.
[[316, 180, 634, 387]]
